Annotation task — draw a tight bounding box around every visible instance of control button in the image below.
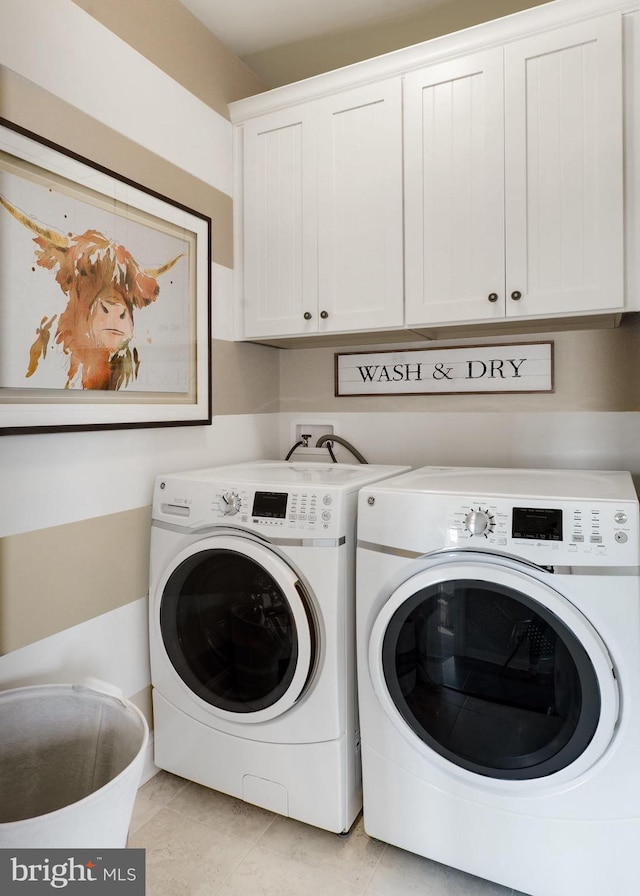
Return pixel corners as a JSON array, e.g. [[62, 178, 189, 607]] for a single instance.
[[322, 510, 332, 521], [615, 532, 628, 544], [573, 533, 584, 542], [615, 512, 628, 525], [590, 535, 602, 544], [323, 495, 332, 506], [309, 514, 317, 522]]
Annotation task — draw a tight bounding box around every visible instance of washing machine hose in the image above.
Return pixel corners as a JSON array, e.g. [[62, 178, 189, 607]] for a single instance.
[[315, 435, 368, 464]]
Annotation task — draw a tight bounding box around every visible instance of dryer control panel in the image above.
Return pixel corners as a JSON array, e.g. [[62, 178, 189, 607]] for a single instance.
[[448, 497, 638, 564], [359, 467, 640, 567]]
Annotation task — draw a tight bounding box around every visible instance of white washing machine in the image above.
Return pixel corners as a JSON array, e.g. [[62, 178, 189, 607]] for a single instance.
[[356, 466, 640, 895], [149, 460, 408, 833]]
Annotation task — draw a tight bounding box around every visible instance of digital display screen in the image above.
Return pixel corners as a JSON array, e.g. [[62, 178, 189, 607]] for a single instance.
[[252, 491, 288, 519], [512, 507, 562, 541]]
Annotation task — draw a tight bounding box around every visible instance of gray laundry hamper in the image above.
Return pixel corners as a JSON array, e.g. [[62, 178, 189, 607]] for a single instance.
[[0, 682, 149, 848]]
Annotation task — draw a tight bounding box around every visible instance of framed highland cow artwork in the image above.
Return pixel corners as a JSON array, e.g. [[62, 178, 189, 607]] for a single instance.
[[0, 118, 211, 434]]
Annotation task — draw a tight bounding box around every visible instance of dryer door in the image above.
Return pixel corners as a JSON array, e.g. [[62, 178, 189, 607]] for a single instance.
[[157, 535, 318, 723], [369, 552, 618, 782]]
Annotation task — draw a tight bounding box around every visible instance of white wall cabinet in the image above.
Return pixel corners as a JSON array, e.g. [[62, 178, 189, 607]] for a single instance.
[[241, 79, 404, 339], [242, 103, 318, 339], [404, 14, 624, 329], [404, 49, 506, 327], [232, 0, 634, 344]]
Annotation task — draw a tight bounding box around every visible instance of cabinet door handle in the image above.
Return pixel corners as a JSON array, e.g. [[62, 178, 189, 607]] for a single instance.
[[488, 293, 499, 303], [303, 311, 312, 320], [320, 310, 329, 319], [511, 290, 522, 301]]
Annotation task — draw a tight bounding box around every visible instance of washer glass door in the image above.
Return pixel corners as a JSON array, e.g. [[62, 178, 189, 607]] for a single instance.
[[371, 555, 616, 780], [159, 536, 317, 721]]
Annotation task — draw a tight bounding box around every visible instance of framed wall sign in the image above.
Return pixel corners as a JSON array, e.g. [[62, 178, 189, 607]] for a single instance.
[[0, 118, 212, 435], [335, 341, 554, 397]]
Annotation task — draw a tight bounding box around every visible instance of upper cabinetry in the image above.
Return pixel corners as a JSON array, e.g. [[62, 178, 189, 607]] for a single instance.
[[404, 14, 623, 329], [230, 0, 638, 345], [241, 79, 403, 339]]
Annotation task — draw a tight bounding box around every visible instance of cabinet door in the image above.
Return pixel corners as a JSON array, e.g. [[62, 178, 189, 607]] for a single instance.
[[317, 79, 404, 333], [404, 49, 505, 327], [243, 105, 318, 338], [504, 14, 623, 319]]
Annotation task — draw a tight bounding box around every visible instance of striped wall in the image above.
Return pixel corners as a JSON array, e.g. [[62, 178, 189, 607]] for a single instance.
[[0, 0, 279, 777]]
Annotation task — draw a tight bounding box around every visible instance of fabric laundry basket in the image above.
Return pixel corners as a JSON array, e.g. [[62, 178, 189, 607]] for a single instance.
[[0, 682, 149, 848]]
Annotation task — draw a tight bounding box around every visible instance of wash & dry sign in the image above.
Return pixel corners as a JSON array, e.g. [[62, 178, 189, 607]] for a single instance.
[[335, 341, 553, 396]]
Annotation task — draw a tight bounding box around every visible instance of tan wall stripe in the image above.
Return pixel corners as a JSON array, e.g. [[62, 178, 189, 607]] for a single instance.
[[243, 0, 552, 87], [212, 339, 281, 415], [71, 0, 267, 119], [0, 507, 151, 655]]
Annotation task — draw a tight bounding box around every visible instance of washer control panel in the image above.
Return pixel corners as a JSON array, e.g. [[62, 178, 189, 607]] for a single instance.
[[449, 497, 637, 562], [224, 486, 339, 535], [156, 479, 341, 537]]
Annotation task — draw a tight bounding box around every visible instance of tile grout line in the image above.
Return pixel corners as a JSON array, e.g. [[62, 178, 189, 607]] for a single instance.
[[360, 839, 389, 896], [209, 837, 257, 896]]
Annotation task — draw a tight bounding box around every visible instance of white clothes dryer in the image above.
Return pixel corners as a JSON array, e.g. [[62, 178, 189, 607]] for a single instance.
[[356, 466, 640, 895], [149, 460, 408, 833]]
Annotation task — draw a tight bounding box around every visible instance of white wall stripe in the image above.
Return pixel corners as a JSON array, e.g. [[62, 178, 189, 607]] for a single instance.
[[0, 414, 280, 538], [0, 0, 232, 196], [279, 411, 640, 477], [0, 597, 150, 698]]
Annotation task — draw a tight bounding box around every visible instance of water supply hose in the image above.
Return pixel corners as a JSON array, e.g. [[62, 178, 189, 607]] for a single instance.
[[316, 434, 368, 464]]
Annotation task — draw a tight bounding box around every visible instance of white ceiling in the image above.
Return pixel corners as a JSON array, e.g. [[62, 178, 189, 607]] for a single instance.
[[179, 0, 445, 56]]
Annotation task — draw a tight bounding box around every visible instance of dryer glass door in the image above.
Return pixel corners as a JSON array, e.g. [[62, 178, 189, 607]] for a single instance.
[[373, 558, 615, 780], [159, 537, 317, 720]]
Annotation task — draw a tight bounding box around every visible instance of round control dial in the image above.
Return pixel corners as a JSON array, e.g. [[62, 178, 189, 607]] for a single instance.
[[464, 509, 495, 537], [219, 491, 241, 515]]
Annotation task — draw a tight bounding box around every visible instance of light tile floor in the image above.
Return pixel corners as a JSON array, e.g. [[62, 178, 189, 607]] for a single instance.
[[129, 771, 529, 896]]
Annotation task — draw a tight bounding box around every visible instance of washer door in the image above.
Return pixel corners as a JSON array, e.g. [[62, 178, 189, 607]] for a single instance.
[[369, 552, 618, 782], [158, 535, 318, 723]]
